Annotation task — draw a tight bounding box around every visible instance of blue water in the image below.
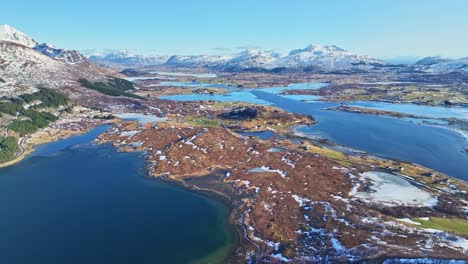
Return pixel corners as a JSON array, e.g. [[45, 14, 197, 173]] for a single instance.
[[150, 72, 218, 78], [162, 90, 270, 105], [237, 130, 285, 140], [154, 81, 233, 90], [252, 91, 468, 180], [160, 82, 325, 103], [160, 80, 468, 180], [0, 127, 235, 264], [347, 101, 468, 121]]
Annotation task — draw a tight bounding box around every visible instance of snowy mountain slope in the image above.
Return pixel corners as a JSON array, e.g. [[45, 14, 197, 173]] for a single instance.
[[225, 49, 281, 68], [90, 50, 169, 66], [271, 44, 384, 70], [90, 44, 384, 71], [165, 54, 233, 67], [415, 56, 451, 66], [0, 24, 38, 47], [34, 43, 88, 64], [162, 44, 384, 71], [414, 56, 468, 73], [0, 41, 111, 90], [0, 24, 89, 65]]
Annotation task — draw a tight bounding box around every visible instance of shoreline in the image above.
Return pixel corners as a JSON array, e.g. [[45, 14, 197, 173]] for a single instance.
[[2, 113, 467, 262], [0, 122, 111, 169], [0, 121, 246, 263], [155, 175, 245, 264]]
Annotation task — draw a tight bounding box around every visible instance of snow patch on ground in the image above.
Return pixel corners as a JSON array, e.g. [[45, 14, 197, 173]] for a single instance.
[[397, 218, 421, 225], [120, 130, 139, 138], [353, 171, 438, 207], [115, 113, 167, 125], [292, 194, 311, 207], [248, 166, 287, 178]]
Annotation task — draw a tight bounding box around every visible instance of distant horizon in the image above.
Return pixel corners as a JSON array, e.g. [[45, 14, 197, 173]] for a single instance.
[[78, 47, 432, 64], [2, 0, 468, 60], [0, 23, 464, 64]]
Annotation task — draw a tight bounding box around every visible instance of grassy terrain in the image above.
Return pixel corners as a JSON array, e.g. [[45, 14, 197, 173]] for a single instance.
[[302, 142, 352, 166], [411, 217, 468, 238], [183, 116, 220, 127], [324, 85, 468, 105], [79, 78, 142, 99]]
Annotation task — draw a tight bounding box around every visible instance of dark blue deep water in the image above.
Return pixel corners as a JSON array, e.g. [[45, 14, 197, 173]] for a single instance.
[[0, 127, 235, 264]]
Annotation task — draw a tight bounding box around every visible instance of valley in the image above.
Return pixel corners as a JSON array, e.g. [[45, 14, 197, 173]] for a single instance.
[[0, 24, 467, 263]]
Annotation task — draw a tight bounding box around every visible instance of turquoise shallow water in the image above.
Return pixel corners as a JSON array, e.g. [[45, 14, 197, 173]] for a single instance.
[[0, 127, 235, 264]]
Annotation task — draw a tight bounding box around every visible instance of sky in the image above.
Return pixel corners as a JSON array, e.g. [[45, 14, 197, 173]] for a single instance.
[[1, 0, 468, 59]]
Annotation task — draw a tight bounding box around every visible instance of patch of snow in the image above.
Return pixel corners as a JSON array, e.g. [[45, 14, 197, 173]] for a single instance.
[[115, 113, 167, 125], [397, 218, 422, 225], [352, 171, 438, 207], [271, 253, 290, 262], [291, 194, 311, 207], [248, 166, 287, 178], [120, 130, 139, 138]]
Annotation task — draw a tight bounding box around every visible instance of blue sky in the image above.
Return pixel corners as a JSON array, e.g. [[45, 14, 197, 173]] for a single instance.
[[2, 0, 468, 58]]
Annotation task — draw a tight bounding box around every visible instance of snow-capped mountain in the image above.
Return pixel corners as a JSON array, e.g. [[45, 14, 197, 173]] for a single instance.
[[415, 57, 468, 73], [0, 41, 113, 91], [225, 49, 281, 68], [0, 24, 38, 47], [165, 54, 233, 67], [0, 24, 89, 65], [0, 25, 120, 98], [415, 56, 451, 66], [33, 43, 88, 64], [89, 50, 169, 66], [271, 44, 384, 70], [161, 44, 384, 71]]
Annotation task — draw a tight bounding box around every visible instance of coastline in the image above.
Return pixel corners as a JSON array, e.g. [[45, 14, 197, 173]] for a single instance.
[[156, 175, 244, 264], [0, 121, 244, 264], [2, 112, 467, 262], [0, 123, 109, 169]]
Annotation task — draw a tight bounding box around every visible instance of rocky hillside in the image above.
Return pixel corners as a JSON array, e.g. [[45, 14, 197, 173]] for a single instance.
[[33, 43, 88, 64], [0, 25, 121, 100]]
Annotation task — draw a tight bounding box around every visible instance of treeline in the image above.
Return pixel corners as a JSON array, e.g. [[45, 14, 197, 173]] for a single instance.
[[78, 78, 142, 99], [0, 88, 68, 137], [0, 88, 69, 117], [0, 137, 19, 163], [0, 101, 23, 116], [8, 110, 59, 136], [19, 88, 69, 108]]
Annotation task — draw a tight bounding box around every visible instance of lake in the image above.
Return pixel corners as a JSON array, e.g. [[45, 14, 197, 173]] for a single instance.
[[160, 81, 468, 180], [0, 127, 235, 264]]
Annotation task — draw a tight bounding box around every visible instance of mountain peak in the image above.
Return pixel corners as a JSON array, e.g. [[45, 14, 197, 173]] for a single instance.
[[289, 44, 347, 56], [415, 56, 450, 65], [0, 24, 38, 47]]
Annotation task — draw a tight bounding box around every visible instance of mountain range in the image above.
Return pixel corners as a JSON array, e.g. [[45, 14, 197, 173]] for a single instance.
[[1, 24, 468, 80], [90, 45, 386, 71], [89, 46, 468, 74]]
